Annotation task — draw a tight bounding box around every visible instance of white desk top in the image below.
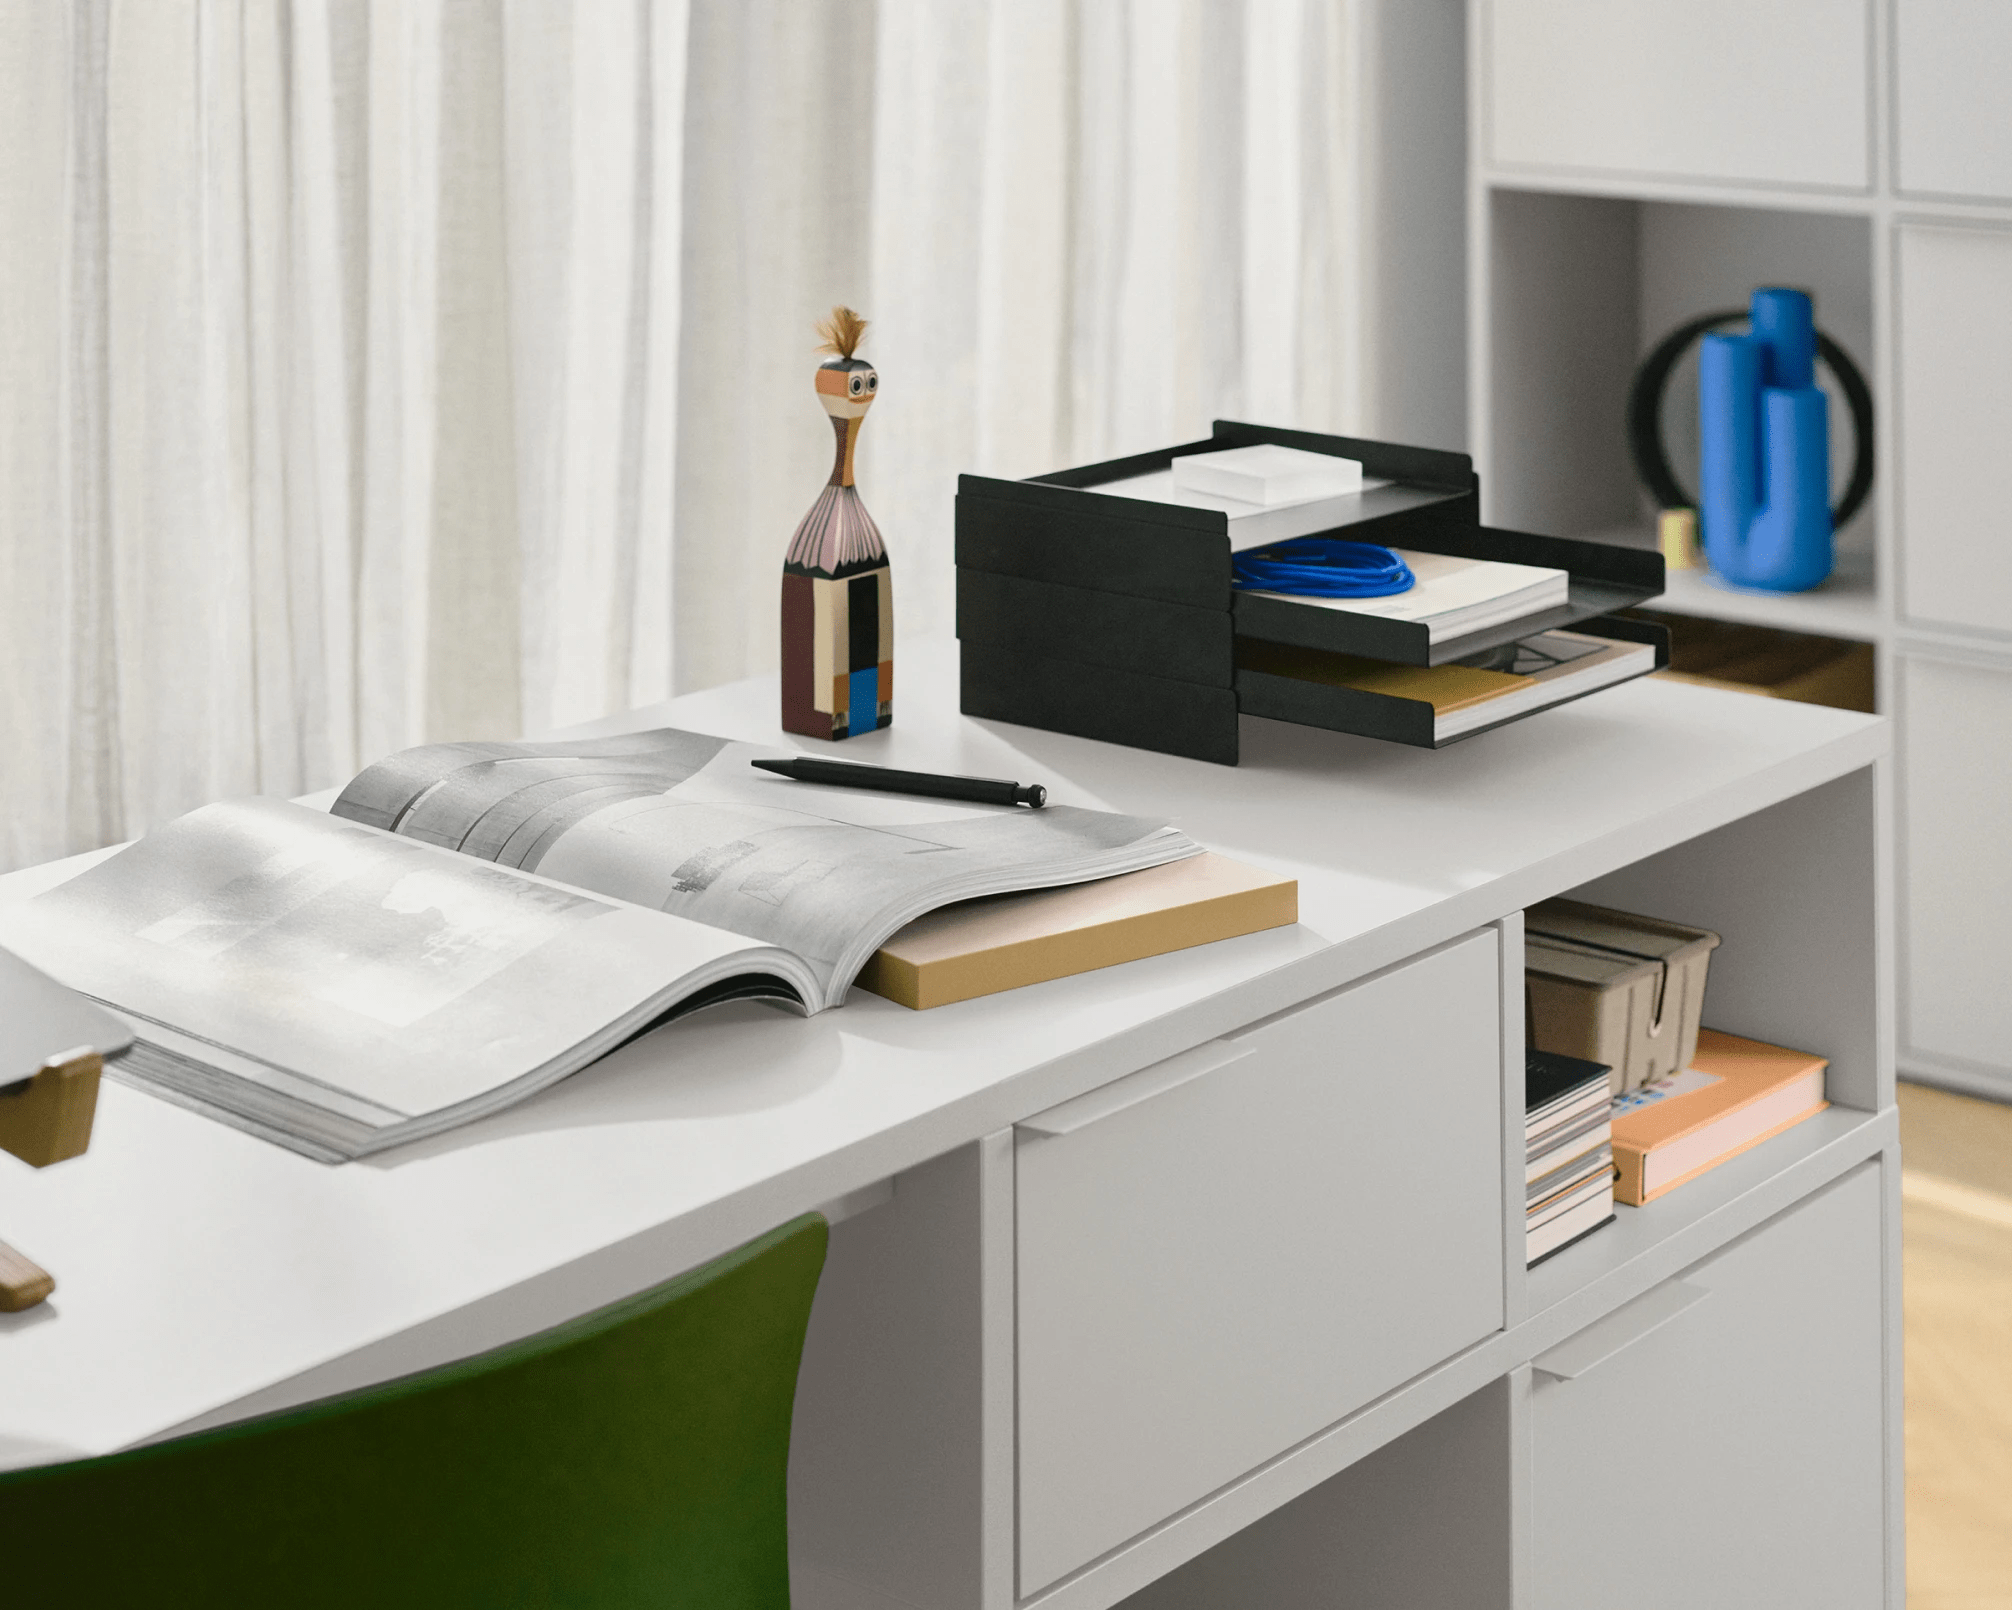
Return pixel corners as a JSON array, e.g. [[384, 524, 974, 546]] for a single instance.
[[0, 641, 1884, 1468]]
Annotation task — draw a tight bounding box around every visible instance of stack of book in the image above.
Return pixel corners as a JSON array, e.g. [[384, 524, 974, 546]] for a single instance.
[[1526, 1047, 1617, 1265]]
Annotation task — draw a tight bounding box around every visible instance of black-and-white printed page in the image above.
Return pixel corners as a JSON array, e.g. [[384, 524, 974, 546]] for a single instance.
[[332, 729, 1200, 1004], [0, 797, 816, 1159]]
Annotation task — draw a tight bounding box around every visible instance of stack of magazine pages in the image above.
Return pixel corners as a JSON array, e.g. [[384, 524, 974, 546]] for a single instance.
[[0, 729, 1198, 1162]]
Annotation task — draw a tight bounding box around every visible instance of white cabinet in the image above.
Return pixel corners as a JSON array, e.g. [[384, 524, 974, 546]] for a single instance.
[[1475, 0, 2012, 1098], [1484, 0, 1871, 191], [1898, 223, 2012, 638], [1013, 931, 1506, 1594], [1896, 0, 2012, 202], [1530, 1164, 1888, 1609], [1899, 653, 2012, 1075]]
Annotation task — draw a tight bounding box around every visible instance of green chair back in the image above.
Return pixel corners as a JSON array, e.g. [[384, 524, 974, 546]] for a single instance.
[[0, 1212, 828, 1609]]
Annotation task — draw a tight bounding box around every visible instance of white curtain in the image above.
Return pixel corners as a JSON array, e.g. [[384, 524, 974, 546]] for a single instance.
[[1, 0, 1369, 873]]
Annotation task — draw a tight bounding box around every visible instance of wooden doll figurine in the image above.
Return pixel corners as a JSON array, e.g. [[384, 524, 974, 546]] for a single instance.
[[780, 306, 892, 739]]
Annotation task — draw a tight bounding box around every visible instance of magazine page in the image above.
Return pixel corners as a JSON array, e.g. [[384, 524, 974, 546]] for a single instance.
[[0, 798, 816, 1160], [332, 729, 1199, 1006]]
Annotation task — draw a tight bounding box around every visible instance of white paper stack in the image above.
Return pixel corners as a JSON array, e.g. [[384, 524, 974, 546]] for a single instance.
[[1170, 443, 1364, 505]]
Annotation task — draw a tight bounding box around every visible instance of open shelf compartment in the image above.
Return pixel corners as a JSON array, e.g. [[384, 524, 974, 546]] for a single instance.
[[1477, 186, 1877, 640]]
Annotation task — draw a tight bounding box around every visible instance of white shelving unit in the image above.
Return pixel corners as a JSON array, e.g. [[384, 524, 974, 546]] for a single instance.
[[1469, 0, 2012, 1102]]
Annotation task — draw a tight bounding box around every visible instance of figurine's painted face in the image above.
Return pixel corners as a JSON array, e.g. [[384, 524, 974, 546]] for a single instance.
[[816, 359, 878, 419]]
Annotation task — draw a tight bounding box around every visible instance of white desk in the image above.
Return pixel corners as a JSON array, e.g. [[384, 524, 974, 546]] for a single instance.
[[0, 641, 1898, 1610]]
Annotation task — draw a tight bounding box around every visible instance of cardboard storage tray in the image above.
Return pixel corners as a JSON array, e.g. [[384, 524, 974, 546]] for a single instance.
[[1524, 898, 1722, 1095], [1629, 610, 1876, 714]]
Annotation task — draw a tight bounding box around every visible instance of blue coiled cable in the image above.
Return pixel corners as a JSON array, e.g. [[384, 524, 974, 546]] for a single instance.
[[1230, 537, 1415, 598]]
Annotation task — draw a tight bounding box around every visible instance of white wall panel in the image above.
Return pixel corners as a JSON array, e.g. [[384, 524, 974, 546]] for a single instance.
[[1898, 653, 2012, 1075]]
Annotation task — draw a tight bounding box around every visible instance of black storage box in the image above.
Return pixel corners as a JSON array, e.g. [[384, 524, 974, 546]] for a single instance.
[[955, 421, 1666, 765]]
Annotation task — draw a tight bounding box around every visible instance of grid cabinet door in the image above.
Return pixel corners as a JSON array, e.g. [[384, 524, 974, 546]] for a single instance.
[[1486, 0, 1871, 191], [1897, 223, 2012, 640], [1531, 1163, 1887, 1610]]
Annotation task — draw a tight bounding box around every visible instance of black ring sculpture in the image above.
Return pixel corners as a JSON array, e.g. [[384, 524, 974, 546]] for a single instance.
[[1625, 309, 1875, 532]]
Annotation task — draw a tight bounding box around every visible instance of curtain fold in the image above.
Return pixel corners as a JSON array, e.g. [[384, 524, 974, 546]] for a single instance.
[[1, 0, 1365, 873]]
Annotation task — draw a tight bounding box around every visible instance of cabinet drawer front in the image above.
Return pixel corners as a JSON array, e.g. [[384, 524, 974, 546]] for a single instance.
[[1486, 0, 1870, 191], [1015, 930, 1506, 1593], [1531, 1164, 1886, 1609]]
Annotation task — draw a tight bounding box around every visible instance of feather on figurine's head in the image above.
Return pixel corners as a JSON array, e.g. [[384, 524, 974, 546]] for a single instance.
[[814, 305, 877, 418]]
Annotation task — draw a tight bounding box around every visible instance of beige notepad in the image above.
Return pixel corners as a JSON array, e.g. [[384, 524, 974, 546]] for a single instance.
[[855, 853, 1299, 1010]]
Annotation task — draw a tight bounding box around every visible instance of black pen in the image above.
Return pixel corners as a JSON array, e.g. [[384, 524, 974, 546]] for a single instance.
[[750, 756, 1047, 808]]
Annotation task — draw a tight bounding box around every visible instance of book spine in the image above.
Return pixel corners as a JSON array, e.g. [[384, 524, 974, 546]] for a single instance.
[[1614, 1145, 1650, 1208]]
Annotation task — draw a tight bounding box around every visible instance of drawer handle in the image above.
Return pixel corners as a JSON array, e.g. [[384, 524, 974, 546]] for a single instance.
[[1533, 1280, 1708, 1381], [1017, 1041, 1255, 1138]]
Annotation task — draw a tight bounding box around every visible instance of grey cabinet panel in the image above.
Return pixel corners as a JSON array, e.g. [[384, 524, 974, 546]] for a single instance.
[[1531, 1163, 1886, 1609], [1899, 654, 2012, 1076], [1486, 0, 1871, 190], [1898, 224, 2012, 639], [1016, 931, 1506, 1594], [1896, 0, 2012, 202]]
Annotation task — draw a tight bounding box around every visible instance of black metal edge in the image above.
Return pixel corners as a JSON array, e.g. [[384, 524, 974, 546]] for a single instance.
[[967, 422, 1476, 514], [1206, 420, 1476, 493], [1018, 435, 1223, 490], [956, 467, 1227, 531], [955, 490, 1232, 609], [955, 569, 1236, 689], [1234, 618, 1670, 750], [1568, 613, 1672, 669], [1334, 486, 1483, 545], [1231, 594, 1432, 663], [969, 470, 1470, 534], [1232, 577, 1665, 668], [1429, 671, 1662, 748], [1401, 519, 1666, 591], [1232, 667, 1439, 747], [957, 638, 1242, 766], [1415, 579, 1668, 665], [954, 481, 1478, 619]]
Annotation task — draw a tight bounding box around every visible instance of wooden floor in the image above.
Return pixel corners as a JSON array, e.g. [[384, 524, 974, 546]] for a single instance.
[[1900, 1081, 2012, 1610]]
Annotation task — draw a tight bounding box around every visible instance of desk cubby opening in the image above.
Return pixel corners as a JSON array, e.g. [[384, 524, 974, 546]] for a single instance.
[[1625, 608, 1877, 715], [1520, 761, 1888, 1312], [1545, 764, 1883, 1115], [1110, 1380, 1515, 1610]]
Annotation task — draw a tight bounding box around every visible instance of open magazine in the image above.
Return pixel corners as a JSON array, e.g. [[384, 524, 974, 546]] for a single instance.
[[0, 729, 1197, 1162]]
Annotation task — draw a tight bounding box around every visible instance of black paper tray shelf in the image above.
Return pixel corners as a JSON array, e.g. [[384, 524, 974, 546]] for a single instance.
[[1232, 615, 1671, 749], [956, 619, 1670, 765], [954, 422, 1667, 765], [1231, 526, 1663, 667], [958, 420, 1664, 668]]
